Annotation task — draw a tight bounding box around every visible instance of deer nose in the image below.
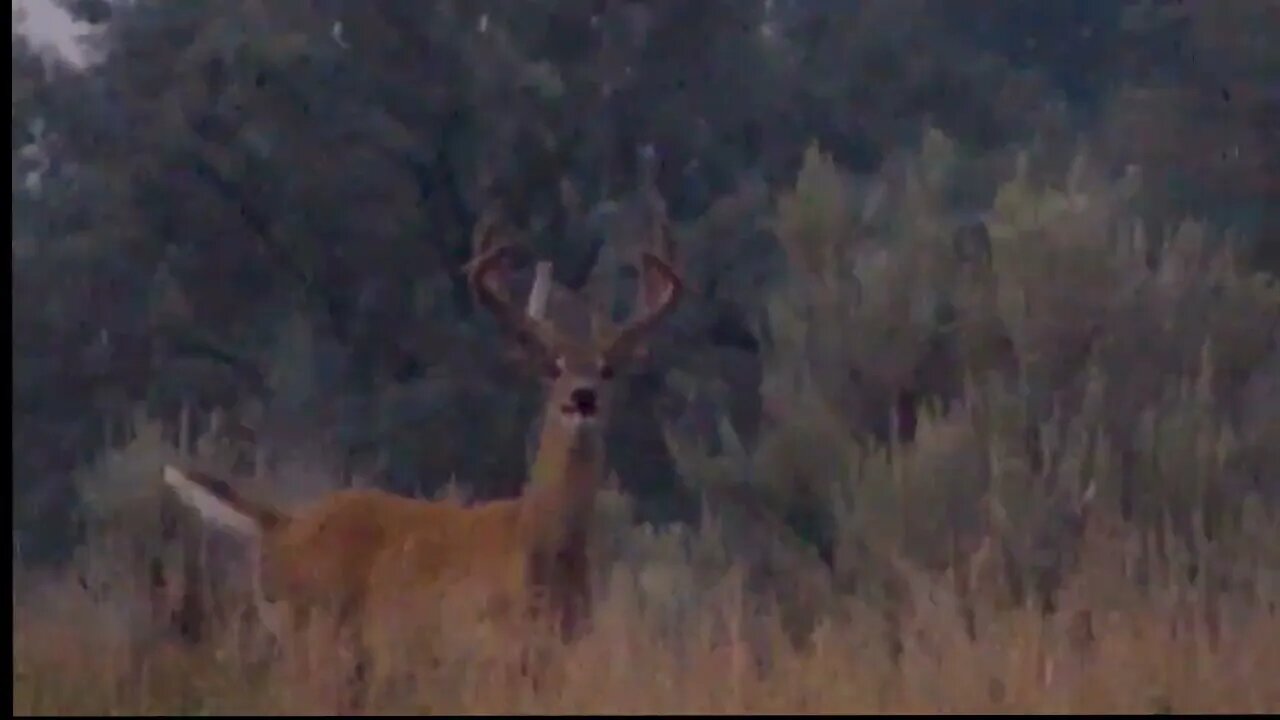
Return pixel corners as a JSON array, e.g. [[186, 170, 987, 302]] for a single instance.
[[569, 387, 598, 415]]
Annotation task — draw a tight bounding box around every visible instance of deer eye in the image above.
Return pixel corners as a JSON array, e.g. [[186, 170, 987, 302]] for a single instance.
[[598, 362, 615, 380], [546, 357, 564, 379]]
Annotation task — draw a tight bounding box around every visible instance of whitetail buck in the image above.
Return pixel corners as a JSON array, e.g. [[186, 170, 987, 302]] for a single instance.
[[160, 207, 683, 696]]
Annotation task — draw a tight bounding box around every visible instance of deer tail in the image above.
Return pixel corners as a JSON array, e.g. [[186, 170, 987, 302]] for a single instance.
[[161, 465, 286, 537]]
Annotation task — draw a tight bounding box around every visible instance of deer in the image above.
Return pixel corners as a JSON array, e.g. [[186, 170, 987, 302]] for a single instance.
[[159, 205, 684, 700]]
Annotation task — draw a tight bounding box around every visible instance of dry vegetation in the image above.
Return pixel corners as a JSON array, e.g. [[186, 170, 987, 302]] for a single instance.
[[13, 141, 1280, 714], [13, 513, 1280, 714]]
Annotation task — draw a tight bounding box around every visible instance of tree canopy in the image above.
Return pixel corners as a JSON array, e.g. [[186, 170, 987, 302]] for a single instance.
[[13, 0, 1279, 562]]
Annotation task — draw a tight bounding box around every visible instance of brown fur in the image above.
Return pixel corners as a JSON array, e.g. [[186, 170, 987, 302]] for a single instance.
[[162, 209, 684, 699]]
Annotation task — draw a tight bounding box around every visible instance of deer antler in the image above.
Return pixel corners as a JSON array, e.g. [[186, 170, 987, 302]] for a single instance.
[[468, 242, 564, 373], [604, 174, 682, 365], [639, 203, 677, 311], [526, 261, 553, 321], [604, 250, 683, 366]]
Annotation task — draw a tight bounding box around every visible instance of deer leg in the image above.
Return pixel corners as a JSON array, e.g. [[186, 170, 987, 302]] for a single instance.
[[555, 548, 593, 643]]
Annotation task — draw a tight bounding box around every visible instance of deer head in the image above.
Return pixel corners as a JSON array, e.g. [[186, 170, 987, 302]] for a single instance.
[[466, 216, 683, 446]]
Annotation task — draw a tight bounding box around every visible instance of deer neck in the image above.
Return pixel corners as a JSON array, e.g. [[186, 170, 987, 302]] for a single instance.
[[518, 410, 605, 557]]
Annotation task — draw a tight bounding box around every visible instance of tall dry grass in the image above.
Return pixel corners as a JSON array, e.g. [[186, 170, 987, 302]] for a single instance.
[[13, 502, 1280, 715]]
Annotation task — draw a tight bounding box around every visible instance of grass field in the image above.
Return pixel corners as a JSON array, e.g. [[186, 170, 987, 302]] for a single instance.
[[13, 517, 1280, 715]]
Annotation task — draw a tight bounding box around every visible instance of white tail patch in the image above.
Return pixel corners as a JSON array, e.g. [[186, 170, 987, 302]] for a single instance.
[[162, 465, 262, 537]]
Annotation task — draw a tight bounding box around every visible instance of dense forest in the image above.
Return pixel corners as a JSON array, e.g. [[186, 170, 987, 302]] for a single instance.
[[12, 0, 1280, 713]]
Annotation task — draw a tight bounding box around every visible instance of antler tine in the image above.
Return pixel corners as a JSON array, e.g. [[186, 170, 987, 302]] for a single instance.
[[605, 247, 683, 366], [465, 203, 511, 279], [527, 260, 553, 321], [606, 182, 682, 364], [639, 200, 678, 313]]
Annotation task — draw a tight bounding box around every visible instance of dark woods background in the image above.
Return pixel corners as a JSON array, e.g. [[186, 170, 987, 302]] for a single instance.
[[12, 0, 1280, 578]]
